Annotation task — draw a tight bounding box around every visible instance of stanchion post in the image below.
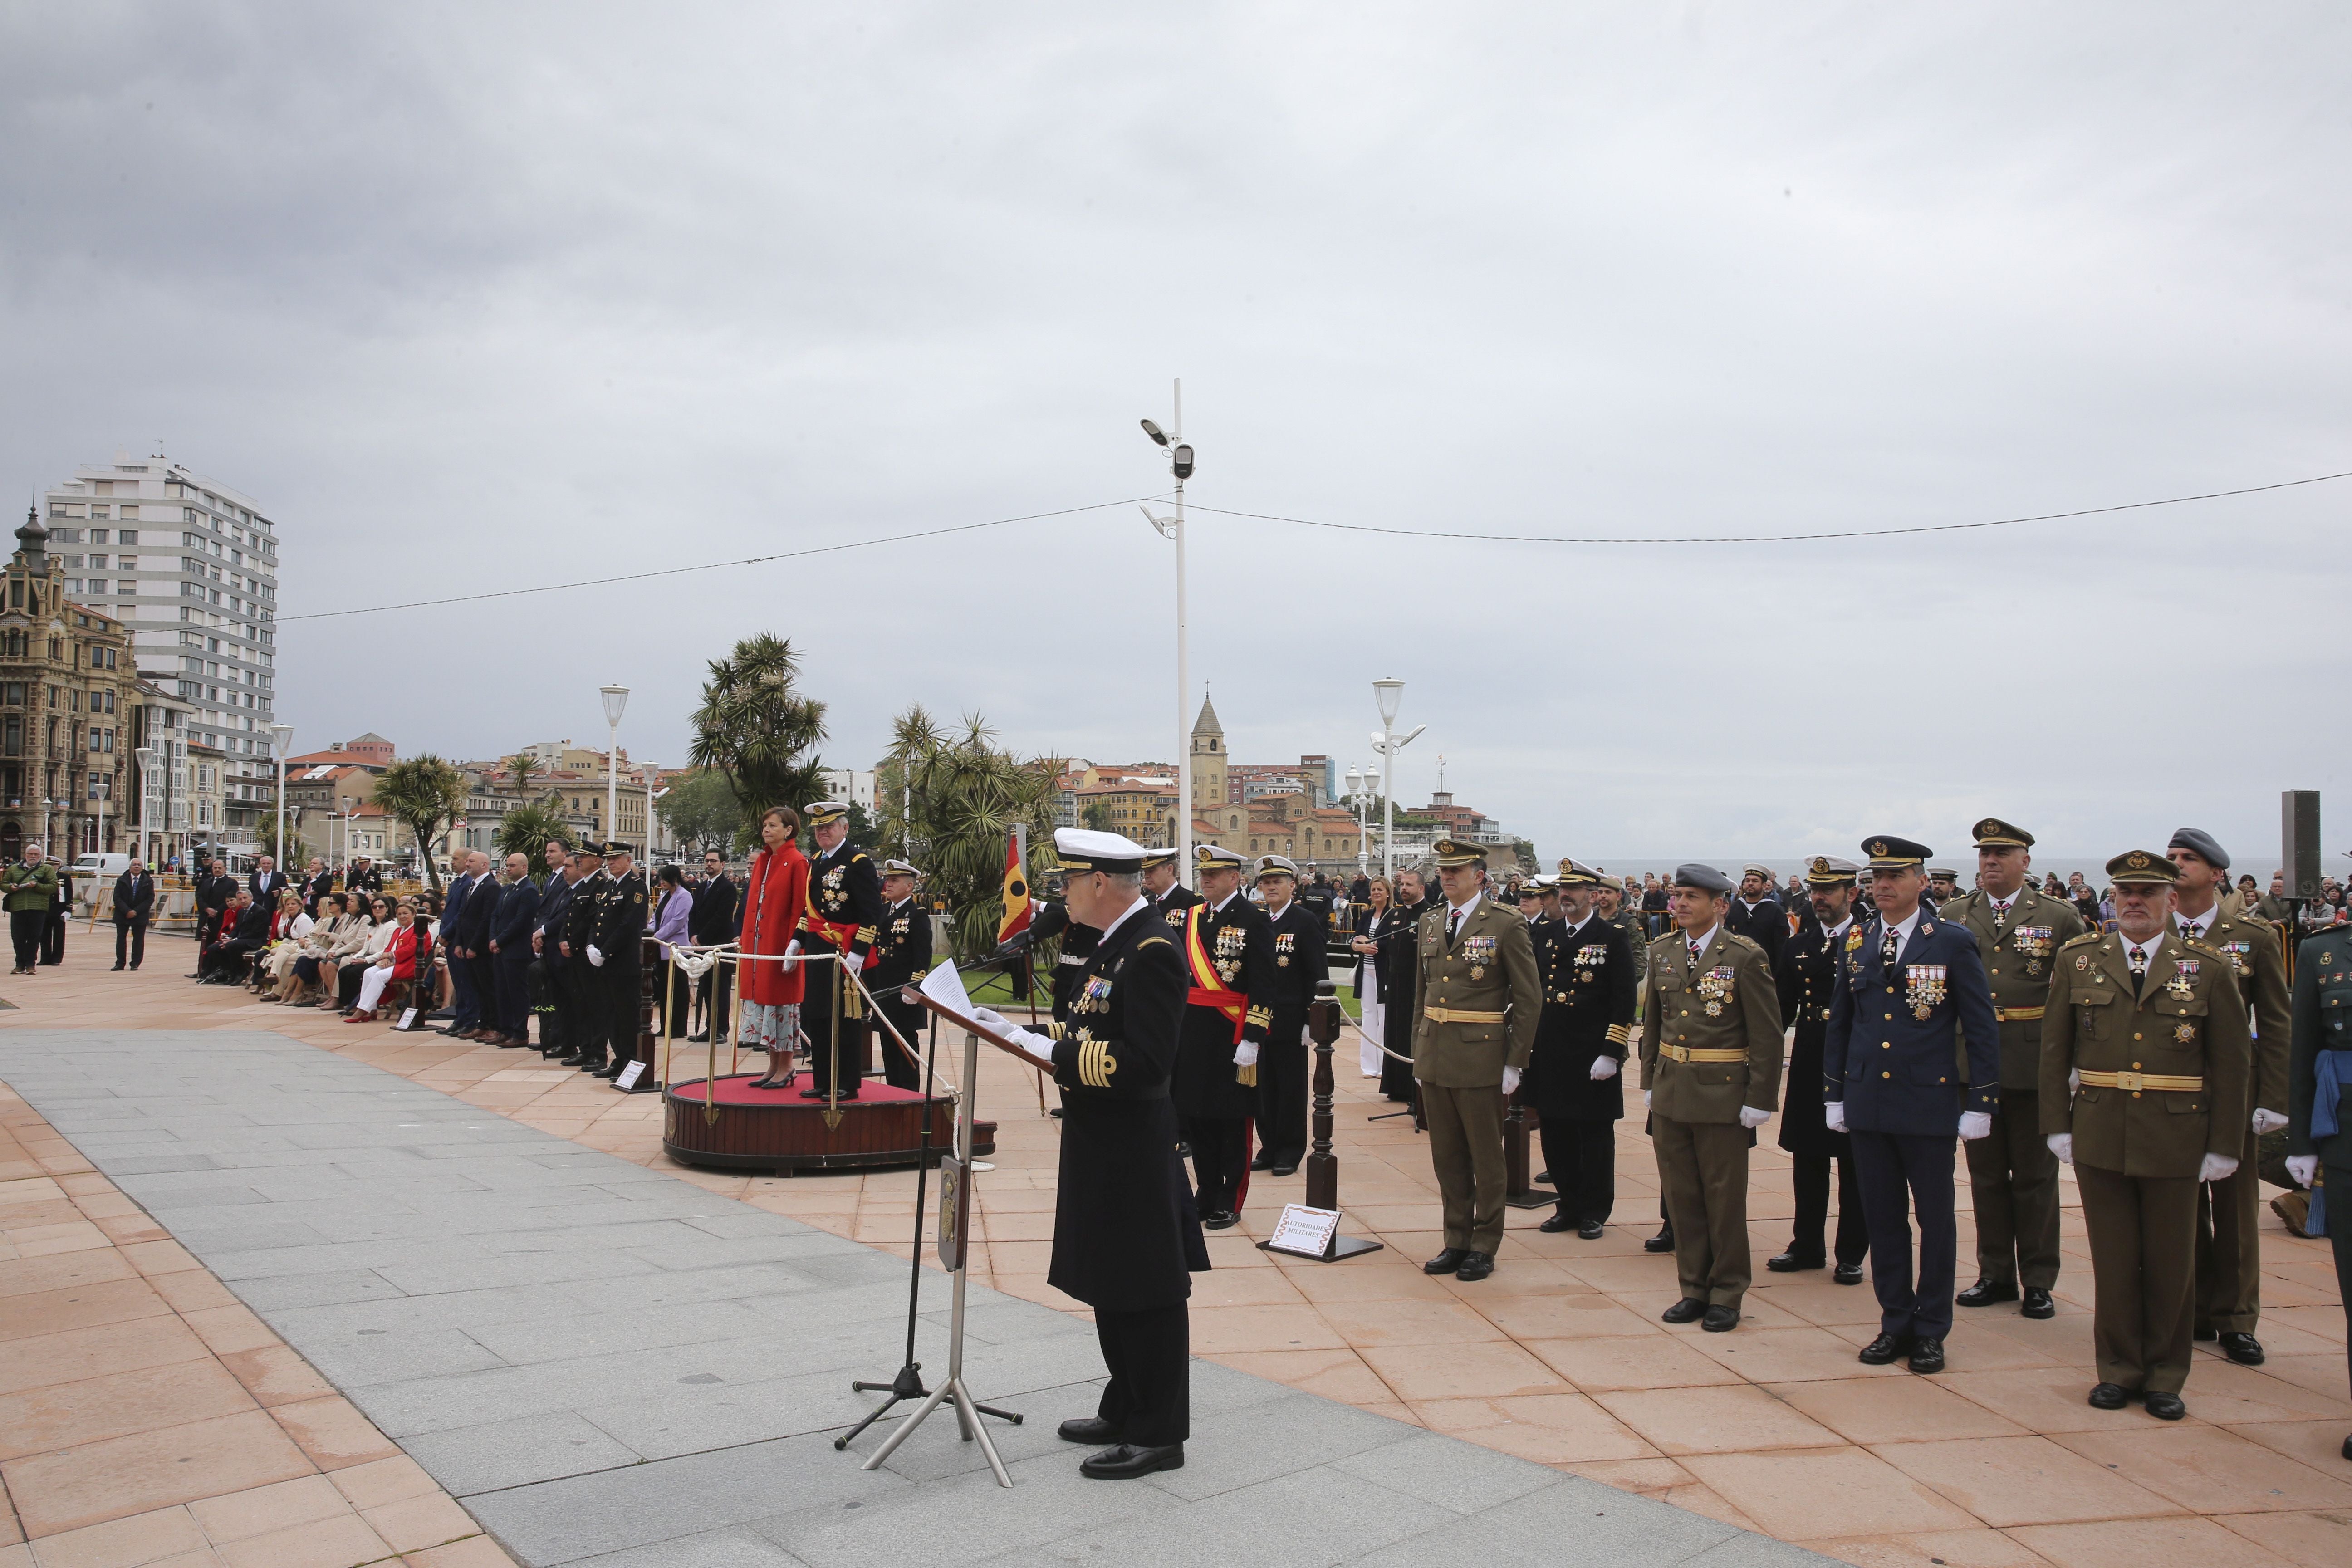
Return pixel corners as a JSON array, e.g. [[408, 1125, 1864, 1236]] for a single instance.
[[1503, 1079, 1549, 1209], [1304, 980, 1342, 1211]]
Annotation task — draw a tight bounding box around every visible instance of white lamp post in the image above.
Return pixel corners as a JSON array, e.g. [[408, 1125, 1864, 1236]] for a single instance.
[[599, 686, 629, 845], [1140, 382, 1197, 883], [269, 723, 294, 867], [1370, 678, 1426, 879], [134, 746, 157, 869]]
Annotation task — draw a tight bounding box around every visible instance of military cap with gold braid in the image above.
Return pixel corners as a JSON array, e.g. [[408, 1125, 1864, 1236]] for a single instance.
[[1554, 857, 1602, 887], [1805, 855, 1859, 886], [1429, 837, 1486, 867], [1141, 846, 1177, 870], [1862, 834, 1931, 870], [1052, 827, 1148, 875], [1194, 843, 1246, 873], [803, 800, 851, 828], [602, 840, 635, 858], [1255, 854, 1299, 880], [1970, 817, 2034, 848], [2105, 848, 2178, 885], [877, 858, 923, 881]]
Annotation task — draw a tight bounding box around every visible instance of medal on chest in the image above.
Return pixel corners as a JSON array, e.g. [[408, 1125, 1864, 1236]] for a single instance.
[[1213, 922, 1244, 981], [1575, 943, 1607, 983], [1906, 964, 1947, 1021], [1696, 964, 1735, 1016], [1076, 976, 1114, 1015], [2164, 960, 2198, 1001], [1462, 933, 1495, 980], [2213, 939, 2251, 977], [1274, 932, 1294, 967], [2012, 926, 2053, 977]]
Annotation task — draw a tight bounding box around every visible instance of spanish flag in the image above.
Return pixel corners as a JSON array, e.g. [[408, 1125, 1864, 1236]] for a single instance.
[[996, 835, 1032, 943]]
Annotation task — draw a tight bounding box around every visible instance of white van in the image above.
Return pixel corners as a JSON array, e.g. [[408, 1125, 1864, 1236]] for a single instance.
[[70, 853, 131, 883]]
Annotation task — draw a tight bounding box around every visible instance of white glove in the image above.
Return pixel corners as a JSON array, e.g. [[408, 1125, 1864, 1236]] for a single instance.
[[1824, 1102, 1847, 1133], [2047, 1133, 2073, 1164], [1589, 1057, 1620, 1081], [1005, 1027, 1057, 1065], [2198, 1152, 2240, 1184], [843, 951, 863, 978], [2068, 1068, 2080, 1094], [1234, 1041, 1260, 1068], [587, 944, 604, 967], [1642, 1090, 1653, 1109], [972, 1007, 1007, 1028], [781, 940, 801, 976], [1959, 1112, 1993, 1141], [2285, 1153, 2319, 1188], [1738, 1105, 1770, 1129], [2251, 1108, 2288, 1136], [1502, 1066, 1521, 1096]]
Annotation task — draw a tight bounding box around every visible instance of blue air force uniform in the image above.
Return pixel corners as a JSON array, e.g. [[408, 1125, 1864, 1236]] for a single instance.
[[1823, 836, 1999, 1355]]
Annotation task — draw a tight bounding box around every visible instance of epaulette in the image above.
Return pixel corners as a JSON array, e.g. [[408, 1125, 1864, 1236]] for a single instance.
[[1723, 932, 1763, 955], [1136, 935, 1171, 950], [2057, 930, 2102, 952], [850, 851, 868, 862], [2182, 936, 2229, 963]]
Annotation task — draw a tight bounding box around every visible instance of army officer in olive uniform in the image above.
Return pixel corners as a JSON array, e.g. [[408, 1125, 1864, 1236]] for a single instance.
[[2041, 850, 2251, 1420], [1640, 862, 1784, 1332], [1940, 818, 2085, 1320], [1526, 858, 1636, 1237], [1414, 838, 1543, 1283], [1823, 836, 2000, 1375], [2167, 828, 2292, 1367]]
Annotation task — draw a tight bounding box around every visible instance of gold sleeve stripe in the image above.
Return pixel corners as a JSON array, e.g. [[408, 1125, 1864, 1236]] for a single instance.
[[1043, 1021, 1066, 1041], [856, 926, 878, 942], [1246, 1005, 1272, 1028], [1605, 1023, 1631, 1045], [1078, 1039, 1120, 1088]]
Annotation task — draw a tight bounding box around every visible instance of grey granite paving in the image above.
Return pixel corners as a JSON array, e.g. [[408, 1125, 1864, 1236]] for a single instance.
[[0, 1031, 1830, 1567]]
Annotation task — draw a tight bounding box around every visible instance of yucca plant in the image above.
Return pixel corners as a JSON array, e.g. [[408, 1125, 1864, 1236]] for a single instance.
[[686, 633, 829, 835], [889, 708, 1061, 960]]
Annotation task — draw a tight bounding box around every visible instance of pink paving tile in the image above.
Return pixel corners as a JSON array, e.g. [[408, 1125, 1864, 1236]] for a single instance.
[[2007, 1514, 2300, 1568], [1681, 1446, 1980, 1538], [1875, 1435, 2182, 1528]]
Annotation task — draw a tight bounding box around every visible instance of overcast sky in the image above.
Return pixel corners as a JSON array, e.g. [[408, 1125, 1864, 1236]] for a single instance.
[[4, 3, 2346, 870]]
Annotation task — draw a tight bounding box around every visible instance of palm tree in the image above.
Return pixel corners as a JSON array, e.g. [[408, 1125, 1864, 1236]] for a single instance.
[[894, 709, 1061, 959], [373, 755, 467, 892], [687, 633, 828, 823], [495, 802, 572, 865], [503, 752, 539, 801]]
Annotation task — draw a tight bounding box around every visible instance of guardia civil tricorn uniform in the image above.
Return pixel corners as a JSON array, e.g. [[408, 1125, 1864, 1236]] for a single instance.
[[2040, 851, 2251, 1416]]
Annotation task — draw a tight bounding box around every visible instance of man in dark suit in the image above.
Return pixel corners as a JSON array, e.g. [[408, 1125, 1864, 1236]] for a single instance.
[[866, 859, 933, 1090], [532, 846, 588, 1059], [343, 856, 383, 897], [247, 854, 289, 906], [488, 852, 541, 1046], [1251, 856, 1327, 1176], [40, 859, 72, 965], [1771, 857, 1868, 1283], [299, 858, 335, 916], [187, 857, 233, 977], [687, 847, 738, 1043], [1527, 858, 1637, 1238], [199, 889, 270, 982], [437, 852, 487, 1036], [1725, 863, 1787, 973], [451, 850, 503, 1042], [1824, 836, 2001, 1375], [112, 859, 155, 970]]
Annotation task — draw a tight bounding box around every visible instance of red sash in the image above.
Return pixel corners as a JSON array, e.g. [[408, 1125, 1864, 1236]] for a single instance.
[[1184, 906, 1247, 1044]]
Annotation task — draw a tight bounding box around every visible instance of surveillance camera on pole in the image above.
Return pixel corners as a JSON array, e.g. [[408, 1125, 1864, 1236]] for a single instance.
[[1140, 383, 1197, 882]]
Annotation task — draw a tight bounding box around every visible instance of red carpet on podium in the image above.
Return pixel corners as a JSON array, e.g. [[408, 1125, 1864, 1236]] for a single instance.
[[669, 1074, 934, 1107]]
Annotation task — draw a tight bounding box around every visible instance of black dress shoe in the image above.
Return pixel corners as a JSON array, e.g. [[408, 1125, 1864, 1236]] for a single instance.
[[1249, 1152, 1274, 1171], [687, 1030, 710, 1043], [2021, 1287, 2055, 1319], [1907, 1337, 1946, 1374], [1661, 1297, 1708, 1324], [1539, 1213, 1577, 1233], [1578, 1221, 1606, 1240], [575, 1059, 606, 1073], [1955, 1278, 2018, 1308], [1858, 1333, 1916, 1365], [1767, 1250, 1824, 1274], [1175, 1142, 1191, 1159], [1422, 1248, 1466, 1275], [1644, 1227, 1676, 1254], [1270, 1163, 1298, 1177], [2340, 1431, 2351, 1463], [1834, 1263, 1865, 1285], [1079, 1441, 1183, 1480], [111, 963, 124, 971], [2087, 1382, 2132, 1410], [2217, 1331, 2265, 1365], [1534, 1170, 1554, 1184], [1701, 1305, 1740, 1333], [1201, 1211, 1238, 1231], [2144, 1390, 2186, 1421], [1058, 1416, 1121, 1445], [1455, 1251, 1494, 1282]]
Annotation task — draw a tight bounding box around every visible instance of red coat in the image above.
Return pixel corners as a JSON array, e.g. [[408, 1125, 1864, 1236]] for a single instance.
[[738, 843, 809, 1007]]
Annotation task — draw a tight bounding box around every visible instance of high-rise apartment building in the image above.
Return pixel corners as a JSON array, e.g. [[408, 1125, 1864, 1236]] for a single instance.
[[42, 451, 279, 848]]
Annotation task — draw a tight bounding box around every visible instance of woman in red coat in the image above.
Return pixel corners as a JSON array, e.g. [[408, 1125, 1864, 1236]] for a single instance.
[[738, 805, 810, 1089]]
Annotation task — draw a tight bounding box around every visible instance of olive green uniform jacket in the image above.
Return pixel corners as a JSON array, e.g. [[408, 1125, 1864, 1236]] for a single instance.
[[1411, 896, 1541, 1089], [1639, 926, 1783, 1124], [1939, 886, 2087, 1091], [2038, 931, 2252, 1178], [2169, 909, 2291, 1116]]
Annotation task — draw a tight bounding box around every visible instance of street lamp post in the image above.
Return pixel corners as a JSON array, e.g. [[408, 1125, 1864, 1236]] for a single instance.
[[599, 687, 630, 846], [269, 724, 294, 867], [134, 746, 156, 869], [1370, 679, 1425, 880], [338, 796, 356, 872], [1140, 382, 1197, 883]]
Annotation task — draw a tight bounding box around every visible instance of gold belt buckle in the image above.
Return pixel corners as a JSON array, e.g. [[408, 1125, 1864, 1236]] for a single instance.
[[2112, 1070, 2144, 1091]]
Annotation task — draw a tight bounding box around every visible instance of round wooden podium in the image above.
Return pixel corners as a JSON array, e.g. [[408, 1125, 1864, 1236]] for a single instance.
[[661, 1074, 995, 1174]]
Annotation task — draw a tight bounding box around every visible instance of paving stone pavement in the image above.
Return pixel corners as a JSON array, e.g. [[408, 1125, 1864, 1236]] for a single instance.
[[0, 1030, 1826, 1568]]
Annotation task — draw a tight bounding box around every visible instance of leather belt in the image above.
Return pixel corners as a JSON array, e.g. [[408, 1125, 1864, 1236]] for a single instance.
[[1996, 1005, 2045, 1022], [2078, 1069, 2202, 1093], [1659, 1043, 1747, 1063], [1422, 1006, 1506, 1025]]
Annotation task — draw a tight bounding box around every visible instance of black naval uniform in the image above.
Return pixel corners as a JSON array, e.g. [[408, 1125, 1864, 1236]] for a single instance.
[[1726, 893, 1788, 974], [1254, 897, 1328, 1171], [797, 838, 885, 1100], [867, 897, 933, 1092], [560, 870, 608, 1069], [532, 872, 578, 1058], [1172, 891, 1274, 1220], [1775, 915, 1867, 1272], [1040, 898, 1203, 1447], [593, 866, 648, 1079], [1526, 908, 1637, 1228]]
